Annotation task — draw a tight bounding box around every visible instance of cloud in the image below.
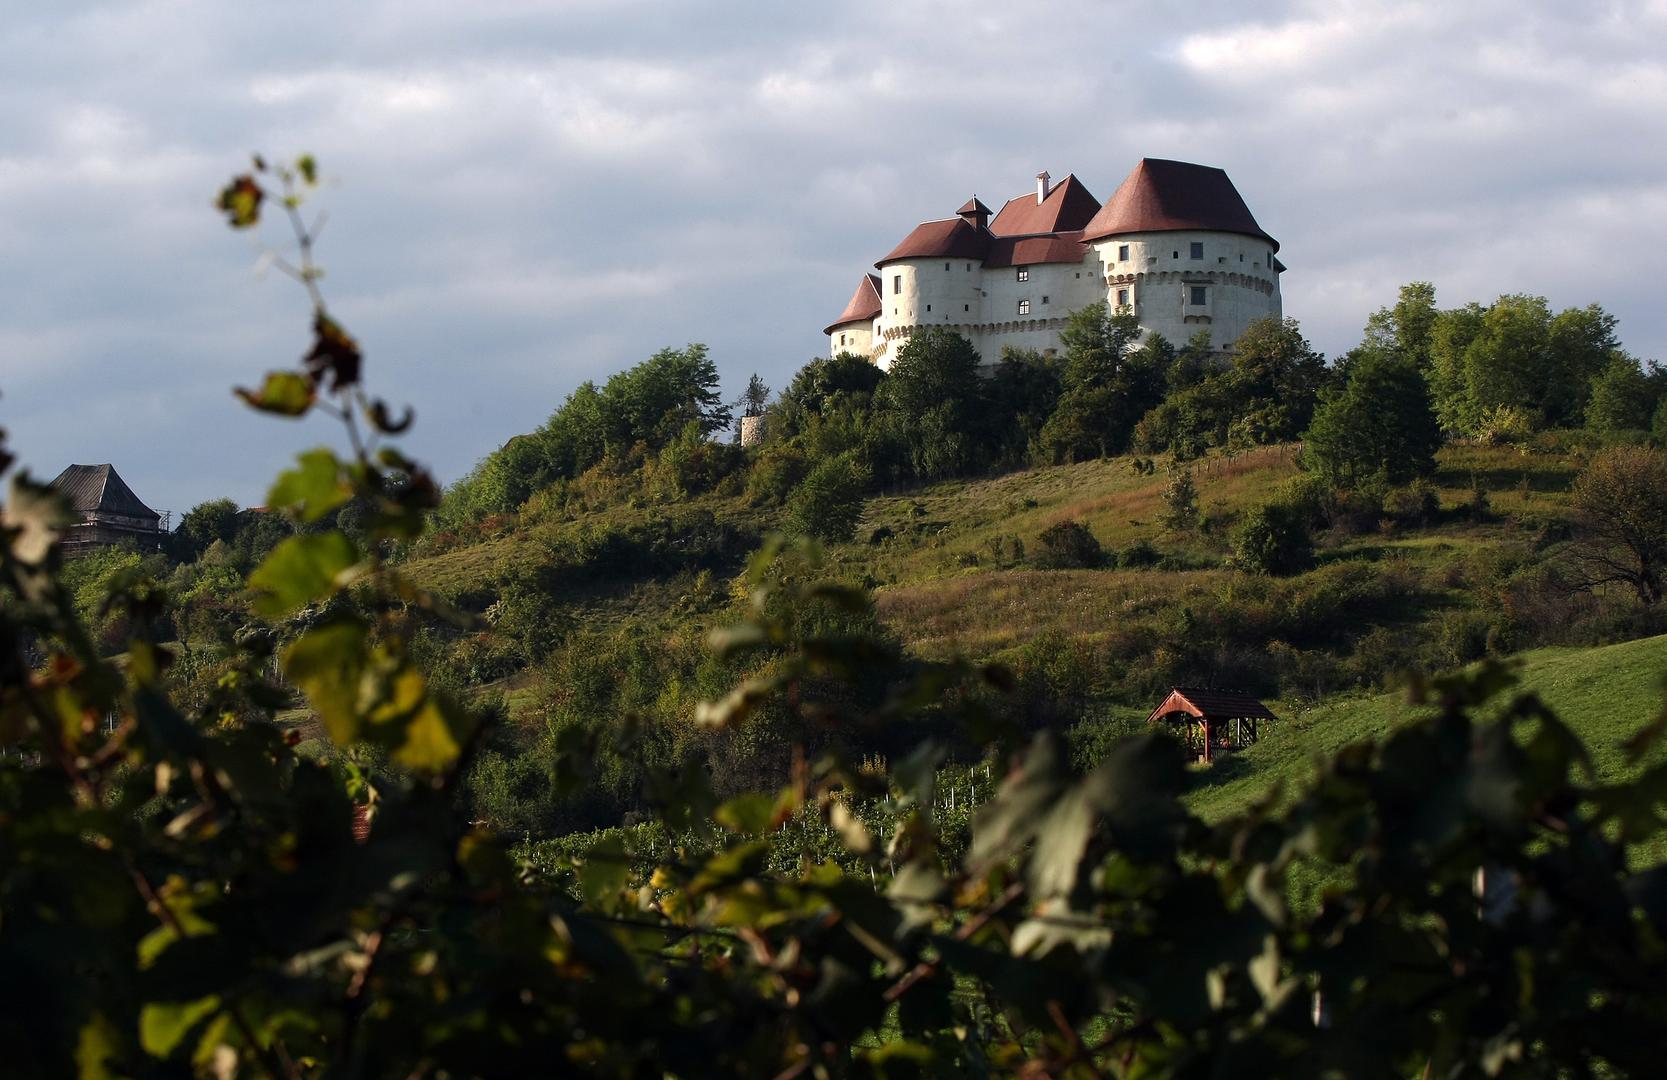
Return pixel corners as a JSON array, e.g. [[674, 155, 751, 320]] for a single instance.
[[1, 0, 1664, 515]]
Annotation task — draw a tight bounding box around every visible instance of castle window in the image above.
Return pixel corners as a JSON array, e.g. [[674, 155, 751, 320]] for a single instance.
[[893, 275, 901, 294], [1016, 267, 1029, 282], [1189, 286, 1208, 306], [945, 262, 950, 270], [1190, 242, 1204, 259], [966, 263, 972, 271], [1172, 250, 1179, 259], [1018, 298, 1030, 315], [1042, 295, 1049, 305], [1116, 288, 1130, 307], [1267, 252, 1272, 268], [1118, 244, 1130, 261], [963, 304, 969, 312], [926, 304, 931, 312], [840, 333, 847, 346]]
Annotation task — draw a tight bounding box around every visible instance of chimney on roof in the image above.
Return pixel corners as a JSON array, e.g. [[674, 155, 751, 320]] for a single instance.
[[1035, 171, 1051, 205]]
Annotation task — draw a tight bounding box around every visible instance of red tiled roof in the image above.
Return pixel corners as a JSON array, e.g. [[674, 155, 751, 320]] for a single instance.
[[984, 231, 1089, 268], [989, 174, 1101, 236], [1145, 687, 1278, 727], [876, 217, 991, 267], [957, 196, 992, 217], [1081, 159, 1277, 251], [823, 273, 883, 335]]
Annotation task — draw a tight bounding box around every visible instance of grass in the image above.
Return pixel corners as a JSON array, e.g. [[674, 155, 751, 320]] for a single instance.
[[1185, 632, 1667, 823]]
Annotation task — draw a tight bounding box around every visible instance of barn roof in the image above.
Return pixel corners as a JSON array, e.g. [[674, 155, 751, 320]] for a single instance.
[[1081, 158, 1278, 251], [989, 174, 1101, 236], [824, 273, 884, 334], [49, 464, 159, 523], [1146, 686, 1277, 726]]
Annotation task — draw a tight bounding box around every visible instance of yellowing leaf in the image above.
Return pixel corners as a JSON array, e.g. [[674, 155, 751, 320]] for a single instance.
[[247, 532, 359, 618], [268, 448, 351, 523], [283, 618, 369, 745], [216, 174, 262, 227], [234, 370, 315, 417], [390, 692, 468, 774]]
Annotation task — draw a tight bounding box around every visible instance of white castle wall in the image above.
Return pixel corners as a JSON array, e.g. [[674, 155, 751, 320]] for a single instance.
[[1092, 230, 1281, 351], [835, 228, 1281, 366]]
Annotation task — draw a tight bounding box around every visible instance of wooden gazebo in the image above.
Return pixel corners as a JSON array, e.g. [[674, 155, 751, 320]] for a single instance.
[[1146, 687, 1276, 764]]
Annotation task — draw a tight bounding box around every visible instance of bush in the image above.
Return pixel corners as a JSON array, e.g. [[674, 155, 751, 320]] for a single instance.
[[1031, 520, 1104, 569], [1230, 501, 1313, 576], [785, 451, 869, 542]]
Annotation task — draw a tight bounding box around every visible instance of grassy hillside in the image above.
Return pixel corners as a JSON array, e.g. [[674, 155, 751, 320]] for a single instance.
[[1187, 632, 1667, 823]]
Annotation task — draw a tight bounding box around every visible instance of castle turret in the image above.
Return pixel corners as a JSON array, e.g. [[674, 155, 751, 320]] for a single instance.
[[1081, 159, 1282, 351]]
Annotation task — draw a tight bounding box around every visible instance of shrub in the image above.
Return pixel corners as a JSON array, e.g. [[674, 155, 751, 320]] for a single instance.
[[1160, 465, 1199, 533], [785, 451, 869, 542], [1230, 501, 1313, 576], [1384, 480, 1440, 525], [1031, 520, 1104, 569]]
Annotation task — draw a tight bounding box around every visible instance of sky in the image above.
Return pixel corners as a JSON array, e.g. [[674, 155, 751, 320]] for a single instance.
[[2, 0, 1665, 517]]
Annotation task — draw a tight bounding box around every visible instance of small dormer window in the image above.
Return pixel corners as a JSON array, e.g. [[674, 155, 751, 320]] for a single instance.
[[1016, 267, 1029, 282], [1018, 298, 1031, 315], [1190, 242, 1204, 259]]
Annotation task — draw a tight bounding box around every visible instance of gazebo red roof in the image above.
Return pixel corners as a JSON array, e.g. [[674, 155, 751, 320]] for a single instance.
[[1145, 687, 1278, 727]]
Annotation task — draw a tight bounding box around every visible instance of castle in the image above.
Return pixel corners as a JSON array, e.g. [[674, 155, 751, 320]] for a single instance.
[[824, 158, 1284, 367]]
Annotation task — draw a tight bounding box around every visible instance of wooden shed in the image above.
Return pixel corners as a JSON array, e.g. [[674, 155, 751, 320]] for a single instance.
[[1146, 687, 1276, 764], [49, 464, 164, 554]]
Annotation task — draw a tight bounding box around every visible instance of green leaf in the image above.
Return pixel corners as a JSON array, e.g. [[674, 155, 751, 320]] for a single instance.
[[579, 835, 631, 907], [247, 532, 359, 617], [234, 370, 315, 416], [296, 154, 318, 184], [283, 617, 369, 745], [714, 791, 787, 834], [268, 448, 351, 523], [140, 995, 220, 1058]]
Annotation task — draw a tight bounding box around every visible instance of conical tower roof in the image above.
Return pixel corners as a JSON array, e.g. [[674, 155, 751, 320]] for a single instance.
[[1080, 159, 1277, 250]]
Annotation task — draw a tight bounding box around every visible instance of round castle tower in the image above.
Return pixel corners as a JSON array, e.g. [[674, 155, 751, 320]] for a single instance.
[[1080, 159, 1283, 352]]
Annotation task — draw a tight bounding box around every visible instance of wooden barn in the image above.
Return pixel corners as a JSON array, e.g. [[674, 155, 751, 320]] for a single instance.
[[1146, 687, 1276, 764], [49, 463, 164, 554]]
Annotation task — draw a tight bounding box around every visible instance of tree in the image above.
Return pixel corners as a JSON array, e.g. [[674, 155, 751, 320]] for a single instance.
[[1037, 304, 1166, 462], [876, 327, 989, 481], [1429, 295, 1624, 433], [1565, 446, 1667, 604], [784, 451, 869, 542], [1160, 465, 1200, 533], [174, 497, 239, 560], [1585, 354, 1664, 437], [1223, 316, 1329, 444], [1301, 351, 1442, 488], [987, 347, 1063, 466], [734, 373, 771, 419], [599, 343, 731, 449], [1362, 281, 1439, 369], [1231, 499, 1313, 575]]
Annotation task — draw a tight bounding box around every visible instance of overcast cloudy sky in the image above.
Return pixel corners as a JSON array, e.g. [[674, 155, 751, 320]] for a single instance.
[[3, 0, 1664, 515]]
